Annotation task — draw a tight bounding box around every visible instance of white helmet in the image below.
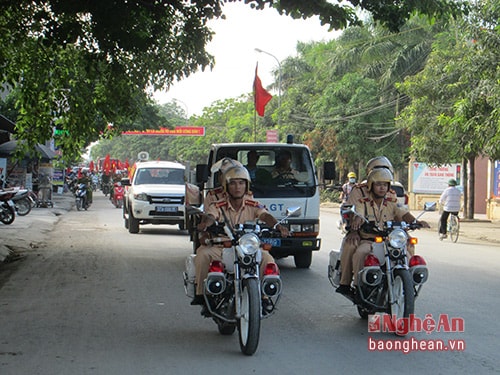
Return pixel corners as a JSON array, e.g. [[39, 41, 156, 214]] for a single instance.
[[367, 168, 393, 191], [210, 157, 243, 174], [222, 166, 251, 193], [365, 156, 393, 174]]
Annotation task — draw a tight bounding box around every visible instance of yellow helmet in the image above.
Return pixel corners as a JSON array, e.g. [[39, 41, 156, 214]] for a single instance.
[[222, 166, 251, 193], [347, 172, 357, 179], [367, 168, 393, 191], [365, 156, 393, 174]]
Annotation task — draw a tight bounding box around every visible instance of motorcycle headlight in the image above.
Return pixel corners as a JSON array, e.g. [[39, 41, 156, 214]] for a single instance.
[[388, 229, 408, 249], [238, 233, 260, 256]]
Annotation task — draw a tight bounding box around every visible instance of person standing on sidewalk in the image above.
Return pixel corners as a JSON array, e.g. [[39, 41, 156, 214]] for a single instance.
[[439, 179, 462, 239]]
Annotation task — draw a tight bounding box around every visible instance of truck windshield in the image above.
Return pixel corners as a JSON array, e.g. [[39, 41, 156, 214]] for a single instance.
[[214, 147, 316, 198], [135, 168, 185, 185]]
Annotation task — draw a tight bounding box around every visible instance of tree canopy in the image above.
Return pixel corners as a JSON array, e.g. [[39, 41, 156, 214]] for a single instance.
[[0, 0, 467, 162]]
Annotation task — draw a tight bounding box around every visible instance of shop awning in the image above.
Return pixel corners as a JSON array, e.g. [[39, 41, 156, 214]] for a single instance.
[[0, 115, 15, 133], [0, 140, 57, 160]]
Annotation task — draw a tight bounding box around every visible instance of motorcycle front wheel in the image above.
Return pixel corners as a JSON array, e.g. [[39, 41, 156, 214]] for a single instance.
[[217, 321, 236, 335], [390, 269, 415, 336], [238, 277, 261, 356], [0, 205, 16, 224], [76, 198, 82, 211]]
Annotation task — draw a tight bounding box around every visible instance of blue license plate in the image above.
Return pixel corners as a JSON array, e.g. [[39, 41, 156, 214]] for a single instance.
[[261, 238, 281, 247]]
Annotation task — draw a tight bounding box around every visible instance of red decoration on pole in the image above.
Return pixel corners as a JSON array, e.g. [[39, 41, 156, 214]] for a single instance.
[[254, 64, 273, 116]]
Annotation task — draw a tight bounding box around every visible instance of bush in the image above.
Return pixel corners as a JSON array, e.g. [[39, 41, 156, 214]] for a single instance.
[[321, 188, 341, 203]]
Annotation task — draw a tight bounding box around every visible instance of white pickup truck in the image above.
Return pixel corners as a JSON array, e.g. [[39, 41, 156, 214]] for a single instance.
[[121, 160, 187, 233]]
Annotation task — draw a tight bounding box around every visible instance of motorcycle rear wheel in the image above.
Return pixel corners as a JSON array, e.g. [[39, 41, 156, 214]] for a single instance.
[[1, 205, 15, 224], [238, 278, 260, 356], [390, 269, 415, 336], [16, 197, 32, 216]]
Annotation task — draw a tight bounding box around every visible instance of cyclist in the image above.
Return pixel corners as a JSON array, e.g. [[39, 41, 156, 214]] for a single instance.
[[439, 179, 462, 240], [340, 172, 357, 203]]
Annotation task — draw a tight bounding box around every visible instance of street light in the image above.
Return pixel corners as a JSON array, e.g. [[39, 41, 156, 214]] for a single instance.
[[254, 48, 282, 123], [173, 98, 189, 125]]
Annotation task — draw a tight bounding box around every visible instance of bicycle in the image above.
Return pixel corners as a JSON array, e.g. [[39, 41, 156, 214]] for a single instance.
[[448, 213, 460, 242], [439, 212, 460, 243]]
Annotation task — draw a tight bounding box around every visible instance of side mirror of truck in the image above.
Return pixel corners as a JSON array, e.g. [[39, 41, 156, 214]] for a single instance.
[[323, 161, 336, 181], [121, 178, 131, 187], [196, 164, 208, 184]]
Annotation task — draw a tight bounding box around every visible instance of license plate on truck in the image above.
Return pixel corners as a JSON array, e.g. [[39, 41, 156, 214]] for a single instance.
[[261, 238, 281, 247], [156, 206, 177, 212]]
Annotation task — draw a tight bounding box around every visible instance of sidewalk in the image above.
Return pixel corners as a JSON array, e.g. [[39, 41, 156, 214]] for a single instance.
[[0, 192, 75, 261], [321, 202, 500, 245]]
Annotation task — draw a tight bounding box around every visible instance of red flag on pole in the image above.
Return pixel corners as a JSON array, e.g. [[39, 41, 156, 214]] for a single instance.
[[254, 64, 273, 116], [103, 154, 111, 175]]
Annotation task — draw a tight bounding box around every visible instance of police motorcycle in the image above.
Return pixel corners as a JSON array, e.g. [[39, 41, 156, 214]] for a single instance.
[[75, 183, 90, 211], [328, 204, 433, 335], [336, 203, 352, 235], [184, 206, 300, 355]]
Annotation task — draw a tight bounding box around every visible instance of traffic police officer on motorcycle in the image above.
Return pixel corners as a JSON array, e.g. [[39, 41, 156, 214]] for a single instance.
[[336, 164, 429, 298], [191, 166, 289, 305]]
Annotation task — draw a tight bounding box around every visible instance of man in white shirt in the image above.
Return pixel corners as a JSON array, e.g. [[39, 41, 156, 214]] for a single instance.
[[439, 179, 462, 239]]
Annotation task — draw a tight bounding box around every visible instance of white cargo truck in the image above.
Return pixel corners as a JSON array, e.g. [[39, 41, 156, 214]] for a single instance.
[[192, 139, 335, 268]]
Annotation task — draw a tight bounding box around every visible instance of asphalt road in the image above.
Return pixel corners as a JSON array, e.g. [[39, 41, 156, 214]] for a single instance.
[[0, 193, 498, 374]]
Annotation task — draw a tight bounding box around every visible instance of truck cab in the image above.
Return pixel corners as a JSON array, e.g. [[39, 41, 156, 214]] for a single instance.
[[193, 141, 335, 268]]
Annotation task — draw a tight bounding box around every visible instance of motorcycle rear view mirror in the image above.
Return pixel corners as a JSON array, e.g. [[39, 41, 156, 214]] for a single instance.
[[274, 206, 302, 230], [423, 202, 437, 211], [186, 205, 203, 216], [347, 205, 370, 224], [286, 206, 301, 218]]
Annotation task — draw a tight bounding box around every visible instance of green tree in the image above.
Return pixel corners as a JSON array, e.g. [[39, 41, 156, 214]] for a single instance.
[[0, 0, 466, 161], [398, 1, 500, 218]]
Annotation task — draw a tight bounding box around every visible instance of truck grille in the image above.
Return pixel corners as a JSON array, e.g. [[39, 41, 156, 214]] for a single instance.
[[148, 195, 185, 205]]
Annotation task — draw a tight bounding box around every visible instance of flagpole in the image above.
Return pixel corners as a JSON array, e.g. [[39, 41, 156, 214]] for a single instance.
[[253, 109, 257, 142], [254, 48, 281, 125]]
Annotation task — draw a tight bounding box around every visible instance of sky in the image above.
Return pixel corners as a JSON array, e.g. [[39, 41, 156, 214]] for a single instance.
[[153, 2, 339, 117]]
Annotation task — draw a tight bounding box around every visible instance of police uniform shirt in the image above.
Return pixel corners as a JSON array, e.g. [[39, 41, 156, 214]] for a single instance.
[[354, 193, 408, 239], [205, 196, 267, 229]]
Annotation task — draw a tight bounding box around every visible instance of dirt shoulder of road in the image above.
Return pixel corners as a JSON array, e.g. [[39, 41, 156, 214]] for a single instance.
[[0, 192, 75, 262]]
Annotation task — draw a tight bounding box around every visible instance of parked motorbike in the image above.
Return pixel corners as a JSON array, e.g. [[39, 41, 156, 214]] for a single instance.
[[10, 187, 34, 216], [328, 204, 433, 335], [112, 182, 124, 208], [75, 183, 90, 211], [0, 190, 16, 225], [336, 203, 352, 234], [183, 206, 300, 355]]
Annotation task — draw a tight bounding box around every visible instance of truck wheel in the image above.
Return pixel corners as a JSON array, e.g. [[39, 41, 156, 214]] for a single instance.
[[123, 204, 129, 229], [294, 251, 312, 269], [129, 213, 140, 234]]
